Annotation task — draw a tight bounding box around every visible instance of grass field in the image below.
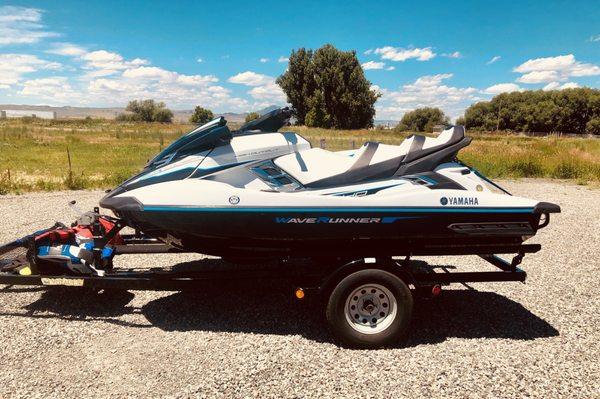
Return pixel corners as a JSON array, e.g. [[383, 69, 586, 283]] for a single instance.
[[0, 118, 599, 194]]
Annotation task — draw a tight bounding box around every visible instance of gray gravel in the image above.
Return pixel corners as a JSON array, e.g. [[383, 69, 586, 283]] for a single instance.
[[0, 180, 598, 398]]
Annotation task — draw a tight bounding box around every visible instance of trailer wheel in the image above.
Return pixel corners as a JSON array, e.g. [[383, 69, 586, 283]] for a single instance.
[[326, 269, 413, 348]]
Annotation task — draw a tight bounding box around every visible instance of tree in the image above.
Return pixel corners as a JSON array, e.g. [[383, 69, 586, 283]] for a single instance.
[[277, 44, 380, 129], [396, 107, 450, 132], [460, 88, 600, 134], [190, 106, 214, 124], [276, 48, 315, 125], [245, 112, 260, 123], [586, 118, 600, 135], [119, 99, 173, 123]]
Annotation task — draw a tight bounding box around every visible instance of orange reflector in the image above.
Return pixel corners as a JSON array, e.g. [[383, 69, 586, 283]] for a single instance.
[[295, 288, 305, 300], [432, 285, 442, 296]]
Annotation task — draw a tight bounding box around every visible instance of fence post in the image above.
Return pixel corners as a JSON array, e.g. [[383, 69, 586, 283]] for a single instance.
[[67, 146, 73, 184], [351, 140, 356, 149], [320, 138, 326, 149]]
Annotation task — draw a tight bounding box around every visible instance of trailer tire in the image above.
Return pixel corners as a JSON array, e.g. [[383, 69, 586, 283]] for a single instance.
[[326, 269, 413, 348]]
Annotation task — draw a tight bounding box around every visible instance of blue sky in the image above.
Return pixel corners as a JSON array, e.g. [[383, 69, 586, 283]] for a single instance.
[[0, 1, 599, 120]]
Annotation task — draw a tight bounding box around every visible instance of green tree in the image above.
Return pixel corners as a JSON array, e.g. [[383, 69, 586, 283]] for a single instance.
[[190, 106, 214, 124], [153, 107, 174, 123], [245, 112, 260, 123], [305, 89, 330, 128], [396, 107, 450, 132], [119, 99, 173, 123], [277, 44, 380, 129], [586, 118, 600, 135], [276, 48, 315, 125], [461, 88, 600, 134]]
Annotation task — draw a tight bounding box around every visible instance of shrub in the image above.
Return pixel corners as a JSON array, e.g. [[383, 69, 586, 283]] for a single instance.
[[153, 107, 174, 123], [396, 107, 450, 132], [118, 99, 174, 123], [245, 112, 260, 123], [190, 106, 214, 124]]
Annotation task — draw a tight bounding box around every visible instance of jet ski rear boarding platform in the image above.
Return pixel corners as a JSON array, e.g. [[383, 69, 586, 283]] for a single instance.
[[0, 108, 560, 348]]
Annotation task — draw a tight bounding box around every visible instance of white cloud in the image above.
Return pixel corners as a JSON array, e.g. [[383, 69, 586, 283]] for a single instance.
[[0, 6, 59, 45], [543, 81, 580, 91], [588, 34, 600, 42], [542, 82, 560, 90], [442, 51, 462, 58], [364, 49, 373, 55], [362, 61, 386, 70], [19, 77, 80, 102], [227, 71, 285, 105], [386, 66, 395, 71], [373, 46, 436, 62], [0, 53, 61, 85], [7, 46, 248, 112], [248, 82, 286, 103], [486, 55, 501, 65], [196, 57, 203, 63], [517, 70, 560, 83], [176, 74, 219, 86], [513, 54, 600, 83], [560, 82, 580, 89], [375, 73, 477, 120], [82, 58, 232, 109], [278, 56, 289, 63], [80, 50, 149, 77], [122, 66, 174, 80], [228, 71, 274, 86], [259, 58, 269, 63], [120, 66, 217, 86], [86, 70, 247, 111], [484, 83, 523, 94], [46, 42, 87, 56]]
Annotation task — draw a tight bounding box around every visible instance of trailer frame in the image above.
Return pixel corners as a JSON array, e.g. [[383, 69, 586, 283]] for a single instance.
[[0, 237, 536, 293]]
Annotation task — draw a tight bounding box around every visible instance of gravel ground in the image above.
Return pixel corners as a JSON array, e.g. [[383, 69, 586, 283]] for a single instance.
[[0, 180, 598, 398]]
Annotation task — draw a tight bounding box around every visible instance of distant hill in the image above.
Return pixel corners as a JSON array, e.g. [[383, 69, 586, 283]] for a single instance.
[[0, 104, 284, 123], [0, 104, 396, 126]]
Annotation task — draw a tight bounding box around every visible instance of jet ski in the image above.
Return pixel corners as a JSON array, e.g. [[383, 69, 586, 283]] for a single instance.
[[99, 107, 560, 259], [0, 106, 561, 348]]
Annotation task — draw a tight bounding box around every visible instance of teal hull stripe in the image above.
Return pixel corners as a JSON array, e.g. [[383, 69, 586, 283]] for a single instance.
[[143, 206, 534, 214]]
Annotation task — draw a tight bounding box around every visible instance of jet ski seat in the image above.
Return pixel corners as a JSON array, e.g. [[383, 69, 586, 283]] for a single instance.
[[274, 126, 469, 188]]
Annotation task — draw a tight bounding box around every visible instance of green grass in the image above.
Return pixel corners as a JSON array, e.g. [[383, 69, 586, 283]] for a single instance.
[[0, 119, 598, 194]]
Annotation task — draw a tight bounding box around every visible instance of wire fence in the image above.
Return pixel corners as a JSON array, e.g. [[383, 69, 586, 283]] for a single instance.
[[468, 130, 599, 138]]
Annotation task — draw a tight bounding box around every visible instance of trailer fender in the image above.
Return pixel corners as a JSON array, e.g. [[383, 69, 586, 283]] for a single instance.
[[318, 257, 415, 300]]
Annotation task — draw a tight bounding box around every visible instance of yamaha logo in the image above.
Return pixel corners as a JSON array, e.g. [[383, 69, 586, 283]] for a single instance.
[[444, 196, 480, 206], [229, 195, 240, 205]]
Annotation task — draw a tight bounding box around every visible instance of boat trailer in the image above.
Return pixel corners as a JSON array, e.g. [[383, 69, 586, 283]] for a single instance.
[[0, 214, 540, 348], [0, 230, 535, 292]]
